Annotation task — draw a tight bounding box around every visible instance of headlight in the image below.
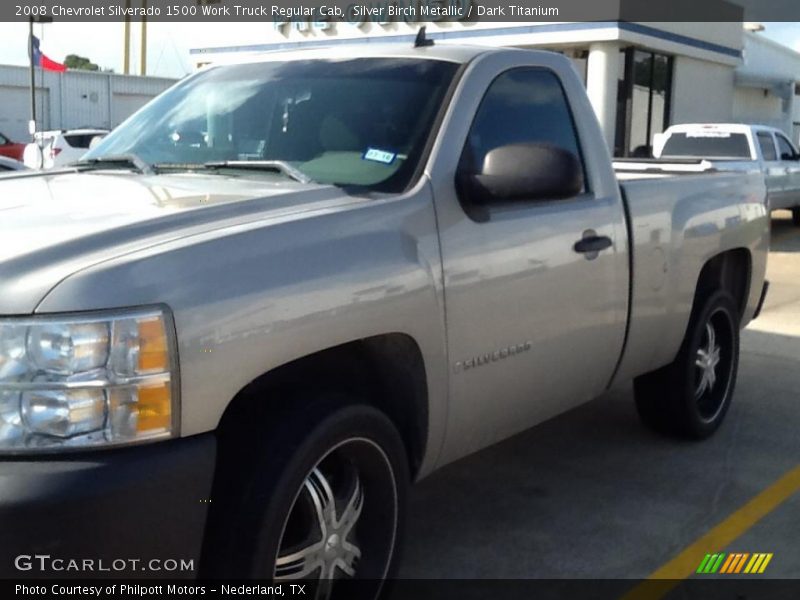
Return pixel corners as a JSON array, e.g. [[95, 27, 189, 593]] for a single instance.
[[0, 307, 178, 453]]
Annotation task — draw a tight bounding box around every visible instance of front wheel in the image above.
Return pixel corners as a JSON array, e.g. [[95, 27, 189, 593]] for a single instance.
[[634, 290, 740, 439], [792, 207, 800, 227], [203, 397, 409, 600]]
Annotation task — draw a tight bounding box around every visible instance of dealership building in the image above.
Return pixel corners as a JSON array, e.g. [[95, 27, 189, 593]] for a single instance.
[[191, 19, 800, 157]]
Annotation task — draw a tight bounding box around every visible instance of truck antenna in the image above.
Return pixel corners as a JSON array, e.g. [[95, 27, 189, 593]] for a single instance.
[[414, 26, 435, 48]]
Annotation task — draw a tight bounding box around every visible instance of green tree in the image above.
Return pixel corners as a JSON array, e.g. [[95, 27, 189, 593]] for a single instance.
[[63, 54, 100, 72]]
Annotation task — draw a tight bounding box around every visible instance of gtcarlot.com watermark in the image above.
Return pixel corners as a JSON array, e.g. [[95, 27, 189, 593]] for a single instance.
[[14, 554, 194, 573]]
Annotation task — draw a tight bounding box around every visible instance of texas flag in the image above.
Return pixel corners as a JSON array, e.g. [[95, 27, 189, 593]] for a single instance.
[[30, 35, 66, 72]]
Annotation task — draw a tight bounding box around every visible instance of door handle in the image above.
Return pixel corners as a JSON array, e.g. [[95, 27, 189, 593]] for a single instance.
[[574, 234, 613, 255]]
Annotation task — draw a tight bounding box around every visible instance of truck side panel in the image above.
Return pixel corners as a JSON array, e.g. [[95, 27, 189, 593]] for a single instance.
[[612, 172, 768, 385], [34, 183, 451, 477]]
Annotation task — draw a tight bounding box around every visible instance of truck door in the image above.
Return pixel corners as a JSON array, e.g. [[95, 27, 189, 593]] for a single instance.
[[756, 131, 784, 209], [430, 61, 628, 462], [775, 132, 800, 209]]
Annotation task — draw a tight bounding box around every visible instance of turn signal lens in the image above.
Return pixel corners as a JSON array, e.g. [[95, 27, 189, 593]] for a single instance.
[[138, 317, 168, 373], [136, 381, 172, 434]]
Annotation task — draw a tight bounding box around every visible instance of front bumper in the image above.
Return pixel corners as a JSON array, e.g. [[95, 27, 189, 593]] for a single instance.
[[0, 434, 215, 579]]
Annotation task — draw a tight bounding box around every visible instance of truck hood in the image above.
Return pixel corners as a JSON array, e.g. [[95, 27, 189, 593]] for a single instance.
[[0, 170, 349, 314]]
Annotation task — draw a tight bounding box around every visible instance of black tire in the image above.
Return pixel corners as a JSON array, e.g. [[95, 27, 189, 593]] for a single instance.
[[202, 395, 409, 599], [792, 208, 800, 227], [634, 290, 740, 439]]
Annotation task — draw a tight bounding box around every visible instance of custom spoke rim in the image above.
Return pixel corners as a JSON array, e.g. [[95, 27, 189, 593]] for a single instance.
[[694, 309, 734, 421], [272, 436, 398, 599], [275, 467, 363, 587]]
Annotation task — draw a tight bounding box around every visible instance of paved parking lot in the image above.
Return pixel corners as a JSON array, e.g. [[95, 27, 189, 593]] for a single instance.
[[400, 211, 800, 582]]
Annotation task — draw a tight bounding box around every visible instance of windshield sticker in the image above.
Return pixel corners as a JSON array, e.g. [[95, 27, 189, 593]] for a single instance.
[[363, 148, 397, 165]]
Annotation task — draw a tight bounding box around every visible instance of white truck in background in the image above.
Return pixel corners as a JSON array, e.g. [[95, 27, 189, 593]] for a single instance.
[[652, 123, 800, 224]]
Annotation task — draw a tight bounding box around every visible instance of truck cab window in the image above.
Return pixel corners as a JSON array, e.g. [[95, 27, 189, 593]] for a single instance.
[[776, 134, 798, 161], [757, 132, 777, 161], [462, 67, 586, 197], [660, 132, 751, 159]]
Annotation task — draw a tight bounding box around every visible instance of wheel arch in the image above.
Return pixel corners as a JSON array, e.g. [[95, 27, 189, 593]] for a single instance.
[[611, 246, 753, 387], [692, 248, 752, 326], [214, 332, 430, 479]]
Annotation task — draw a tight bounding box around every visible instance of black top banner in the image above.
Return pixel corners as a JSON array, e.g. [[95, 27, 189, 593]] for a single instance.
[[4, 0, 800, 23]]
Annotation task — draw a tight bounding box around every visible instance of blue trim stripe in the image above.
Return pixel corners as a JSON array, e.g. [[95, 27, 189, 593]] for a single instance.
[[619, 22, 740, 58], [190, 21, 741, 60]]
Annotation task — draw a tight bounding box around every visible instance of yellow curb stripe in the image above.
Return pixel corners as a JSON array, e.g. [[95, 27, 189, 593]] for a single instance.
[[620, 465, 800, 600]]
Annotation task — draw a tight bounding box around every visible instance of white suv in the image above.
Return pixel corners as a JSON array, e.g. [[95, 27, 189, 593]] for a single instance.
[[23, 128, 109, 169]]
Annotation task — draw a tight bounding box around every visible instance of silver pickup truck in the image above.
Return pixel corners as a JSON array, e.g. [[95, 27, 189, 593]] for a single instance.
[[0, 43, 769, 590]]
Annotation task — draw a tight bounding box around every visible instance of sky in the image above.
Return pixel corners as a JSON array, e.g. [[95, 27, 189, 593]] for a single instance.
[[0, 21, 797, 79]]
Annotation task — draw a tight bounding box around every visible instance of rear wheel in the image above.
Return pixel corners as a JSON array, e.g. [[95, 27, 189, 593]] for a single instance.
[[203, 396, 408, 600], [634, 290, 739, 439]]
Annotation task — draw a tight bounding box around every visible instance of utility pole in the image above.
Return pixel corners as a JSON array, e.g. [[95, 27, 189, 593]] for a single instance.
[[123, 0, 148, 76], [123, 0, 131, 75], [140, 0, 147, 76]]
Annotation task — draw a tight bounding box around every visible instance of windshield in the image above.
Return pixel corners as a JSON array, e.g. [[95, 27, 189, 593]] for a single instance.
[[85, 58, 458, 192], [660, 132, 753, 160]]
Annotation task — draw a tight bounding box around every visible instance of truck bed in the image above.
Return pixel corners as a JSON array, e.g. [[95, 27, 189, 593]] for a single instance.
[[611, 169, 769, 386]]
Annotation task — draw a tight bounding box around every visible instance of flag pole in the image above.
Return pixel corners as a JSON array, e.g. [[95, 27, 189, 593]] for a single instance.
[[28, 16, 36, 141]]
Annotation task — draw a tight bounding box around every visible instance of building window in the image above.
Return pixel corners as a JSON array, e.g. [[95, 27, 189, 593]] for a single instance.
[[614, 48, 674, 157]]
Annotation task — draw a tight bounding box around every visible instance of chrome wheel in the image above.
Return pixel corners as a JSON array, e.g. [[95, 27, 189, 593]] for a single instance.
[[272, 436, 399, 600], [202, 401, 407, 596], [275, 467, 363, 584], [693, 308, 734, 423], [633, 290, 739, 439], [694, 322, 721, 399]]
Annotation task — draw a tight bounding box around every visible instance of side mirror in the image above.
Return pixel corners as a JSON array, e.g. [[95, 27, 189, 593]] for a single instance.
[[458, 143, 583, 204]]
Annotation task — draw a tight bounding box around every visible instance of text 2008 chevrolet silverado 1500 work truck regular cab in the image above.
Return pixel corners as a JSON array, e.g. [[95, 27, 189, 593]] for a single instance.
[[0, 43, 768, 591]]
